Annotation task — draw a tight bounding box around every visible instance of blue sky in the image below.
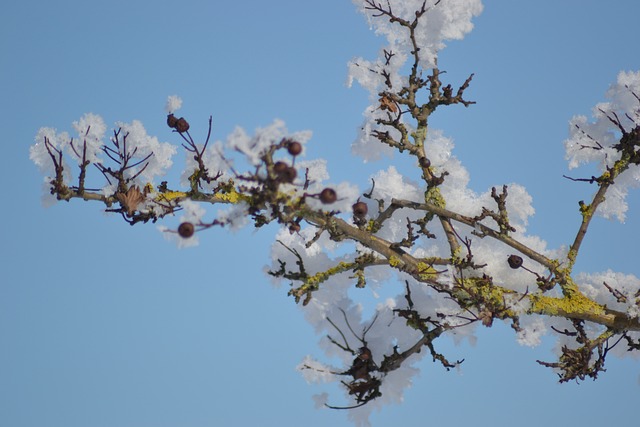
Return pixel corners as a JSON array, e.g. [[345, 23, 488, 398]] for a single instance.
[[2, 1, 639, 426]]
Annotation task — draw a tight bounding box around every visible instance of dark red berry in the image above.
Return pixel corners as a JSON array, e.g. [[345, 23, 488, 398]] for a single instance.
[[352, 201, 368, 218], [167, 114, 178, 128], [288, 223, 301, 234], [507, 255, 523, 269], [358, 347, 372, 360], [178, 222, 195, 238], [281, 167, 297, 183], [273, 162, 296, 183], [419, 157, 431, 169], [287, 140, 302, 156], [175, 117, 190, 133], [273, 161, 288, 175], [319, 188, 337, 204]]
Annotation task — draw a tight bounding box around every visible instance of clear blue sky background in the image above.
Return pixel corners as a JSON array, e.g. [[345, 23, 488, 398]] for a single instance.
[[2, 1, 639, 426]]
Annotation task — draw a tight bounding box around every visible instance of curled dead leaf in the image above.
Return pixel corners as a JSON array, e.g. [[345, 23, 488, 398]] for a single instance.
[[379, 94, 398, 113], [116, 185, 145, 216]]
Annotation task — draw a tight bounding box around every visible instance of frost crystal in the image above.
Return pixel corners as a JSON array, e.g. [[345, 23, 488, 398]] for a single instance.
[[349, 0, 483, 161], [351, 0, 483, 70], [180, 199, 206, 224], [30, 127, 70, 174], [517, 317, 546, 347], [165, 95, 183, 114], [226, 119, 312, 166], [576, 270, 640, 320], [115, 120, 177, 184], [180, 140, 227, 191], [564, 70, 640, 221], [71, 113, 106, 164], [298, 356, 336, 384]]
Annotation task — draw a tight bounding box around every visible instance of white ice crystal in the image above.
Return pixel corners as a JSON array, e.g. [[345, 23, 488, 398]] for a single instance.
[[576, 270, 640, 320], [564, 70, 640, 222], [349, 0, 483, 162], [351, 0, 483, 73], [70, 113, 106, 164], [298, 356, 338, 384], [30, 127, 70, 174], [516, 317, 547, 347], [227, 119, 312, 166], [165, 95, 183, 114], [180, 140, 228, 191], [115, 120, 177, 184]]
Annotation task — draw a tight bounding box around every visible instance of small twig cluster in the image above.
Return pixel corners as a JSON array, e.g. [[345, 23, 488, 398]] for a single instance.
[[305, 285, 462, 409], [537, 321, 619, 383]]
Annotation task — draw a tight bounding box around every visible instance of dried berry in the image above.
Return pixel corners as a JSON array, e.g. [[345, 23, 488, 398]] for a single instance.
[[167, 114, 178, 129], [287, 140, 302, 156], [273, 161, 288, 175], [281, 166, 297, 183], [507, 255, 523, 269], [358, 347, 372, 360], [352, 201, 368, 218], [319, 188, 337, 204], [419, 157, 431, 169], [288, 223, 301, 234], [273, 162, 297, 183], [175, 117, 190, 133], [178, 222, 195, 238]]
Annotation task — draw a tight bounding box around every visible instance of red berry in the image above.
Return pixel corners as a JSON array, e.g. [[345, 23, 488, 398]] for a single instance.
[[273, 161, 288, 174], [273, 162, 296, 183], [319, 188, 337, 204], [178, 222, 195, 238], [281, 167, 297, 183], [288, 223, 301, 234]]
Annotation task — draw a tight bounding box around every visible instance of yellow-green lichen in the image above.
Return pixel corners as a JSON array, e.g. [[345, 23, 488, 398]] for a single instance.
[[388, 255, 402, 268], [416, 262, 438, 281], [411, 126, 428, 146], [578, 200, 593, 218], [461, 277, 513, 299], [365, 219, 381, 233], [215, 187, 245, 204], [353, 268, 366, 288], [529, 292, 605, 319], [610, 156, 630, 178], [305, 261, 355, 287], [453, 276, 518, 319], [449, 246, 465, 266], [155, 190, 187, 203], [290, 261, 366, 304], [425, 186, 446, 208]]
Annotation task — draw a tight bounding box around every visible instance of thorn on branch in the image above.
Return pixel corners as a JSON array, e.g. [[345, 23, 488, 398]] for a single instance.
[[562, 174, 601, 184]]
